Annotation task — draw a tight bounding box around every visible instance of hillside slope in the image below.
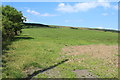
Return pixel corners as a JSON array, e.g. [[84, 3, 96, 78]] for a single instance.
[[2, 26, 118, 78]]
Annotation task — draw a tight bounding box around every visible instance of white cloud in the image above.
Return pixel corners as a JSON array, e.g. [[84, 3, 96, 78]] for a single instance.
[[26, 9, 57, 16], [27, 9, 40, 15], [96, 27, 117, 30], [56, 2, 112, 13], [58, 3, 65, 7], [41, 13, 57, 16], [57, 3, 75, 13], [113, 5, 118, 10], [102, 13, 108, 16], [106, 28, 114, 30], [25, 19, 34, 23], [23, 16, 34, 23], [98, 2, 110, 8], [97, 27, 104, 29]]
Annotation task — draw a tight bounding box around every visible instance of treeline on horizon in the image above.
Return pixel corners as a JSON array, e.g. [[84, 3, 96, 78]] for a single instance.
[[24, 23, 119, 33]]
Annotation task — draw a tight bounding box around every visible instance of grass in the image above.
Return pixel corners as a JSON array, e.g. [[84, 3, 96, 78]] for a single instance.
[[2, 27, 118, 78]]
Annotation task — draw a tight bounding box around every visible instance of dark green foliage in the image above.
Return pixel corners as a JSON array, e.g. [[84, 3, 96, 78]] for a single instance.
[[70, 27, 78, 29], [2, 5, 26, 41]]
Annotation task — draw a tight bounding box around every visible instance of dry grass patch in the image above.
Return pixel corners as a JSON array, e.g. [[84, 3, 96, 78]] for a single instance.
[[61, 44, 118, 78], [62, 44, 118, 66]]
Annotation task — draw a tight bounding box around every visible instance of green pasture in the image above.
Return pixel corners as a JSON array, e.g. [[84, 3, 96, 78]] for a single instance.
[[2, 27, 118, 78]]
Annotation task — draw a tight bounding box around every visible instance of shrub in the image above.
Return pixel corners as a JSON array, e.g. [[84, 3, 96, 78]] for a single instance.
[[2, 5, 26, 41]]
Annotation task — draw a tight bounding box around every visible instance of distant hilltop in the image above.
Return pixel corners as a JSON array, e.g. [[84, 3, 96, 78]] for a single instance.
[[23, 23, 120, 33]]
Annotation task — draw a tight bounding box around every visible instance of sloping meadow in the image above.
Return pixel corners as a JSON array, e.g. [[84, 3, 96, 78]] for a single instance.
[[2, 27, 118, 78]]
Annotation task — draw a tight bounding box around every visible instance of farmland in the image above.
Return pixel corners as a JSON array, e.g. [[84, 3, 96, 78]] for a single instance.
[[2, 26, 118, 78]]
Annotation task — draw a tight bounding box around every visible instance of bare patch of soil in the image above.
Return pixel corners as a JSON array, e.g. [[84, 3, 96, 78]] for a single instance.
[[23, 66, 42, 76], [73, 69, 97, 78], [62, 44, 118, 67], [61, 44, 118, 78], [41, 67, 61, 78]]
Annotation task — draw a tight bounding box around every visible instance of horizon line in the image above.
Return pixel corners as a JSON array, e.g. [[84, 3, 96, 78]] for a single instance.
[[24, 22, 119, 31]]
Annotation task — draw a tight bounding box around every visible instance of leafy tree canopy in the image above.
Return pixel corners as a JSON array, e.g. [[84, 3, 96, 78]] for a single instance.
[[2, 5, 26, 40]]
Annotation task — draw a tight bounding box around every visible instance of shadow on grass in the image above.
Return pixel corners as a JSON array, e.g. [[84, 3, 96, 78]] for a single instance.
[[13, 36, 34, 41], [2, 35, 34, 56], [2, 35, 34, 68], [25, 59, 69, 79]]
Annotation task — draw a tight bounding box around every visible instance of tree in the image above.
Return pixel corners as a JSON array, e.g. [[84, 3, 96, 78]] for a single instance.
[[2, 5, 26, 40]]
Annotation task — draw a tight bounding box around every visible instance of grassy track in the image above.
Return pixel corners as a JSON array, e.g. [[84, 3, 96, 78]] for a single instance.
[[2, 27, 118, 78]]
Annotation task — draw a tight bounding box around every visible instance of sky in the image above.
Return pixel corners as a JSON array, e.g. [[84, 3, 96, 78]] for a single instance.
[[2, 2, 118, 30]]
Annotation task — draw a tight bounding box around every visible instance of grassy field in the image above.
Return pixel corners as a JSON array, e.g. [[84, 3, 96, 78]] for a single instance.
[[2, 27, 118, 78]]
